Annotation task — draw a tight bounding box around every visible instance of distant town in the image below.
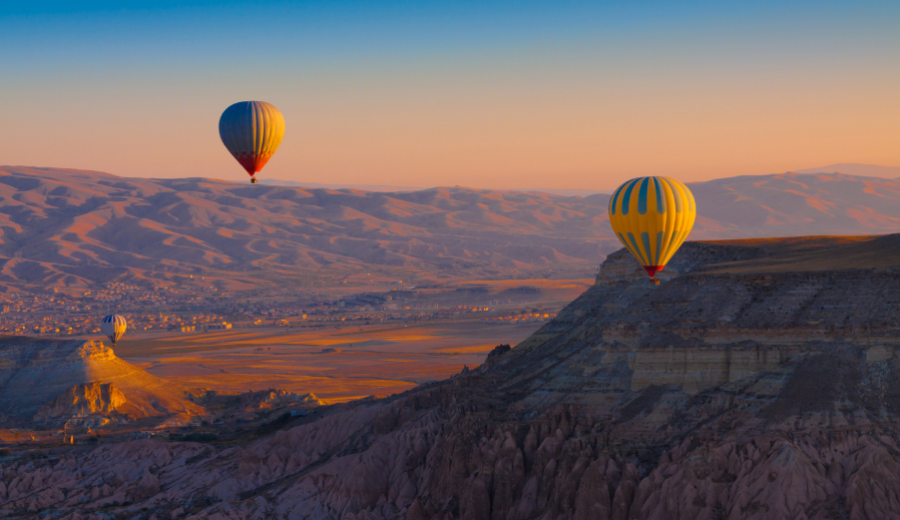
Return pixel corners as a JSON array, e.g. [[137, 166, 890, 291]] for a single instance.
[[0, 280, 561, 338]]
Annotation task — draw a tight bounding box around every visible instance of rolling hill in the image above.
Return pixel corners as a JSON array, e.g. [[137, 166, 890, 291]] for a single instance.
[[2, 166, 900, 295], [691, 171, 900, 235], [0, 167, 615, 293]]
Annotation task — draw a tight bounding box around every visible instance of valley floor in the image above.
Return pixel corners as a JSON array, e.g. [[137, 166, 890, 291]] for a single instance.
[[118, 320, 542, 403]]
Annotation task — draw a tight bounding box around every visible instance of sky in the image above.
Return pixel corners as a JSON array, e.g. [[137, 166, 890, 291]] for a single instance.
[[1, 1, 898, 190]]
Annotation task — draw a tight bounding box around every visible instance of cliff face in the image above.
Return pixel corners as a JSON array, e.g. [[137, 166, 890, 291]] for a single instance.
[[0, 338, 201, 425], [33, 383, 126, 424], [7, 235, 900, 520], [527, 238, 900, 401]]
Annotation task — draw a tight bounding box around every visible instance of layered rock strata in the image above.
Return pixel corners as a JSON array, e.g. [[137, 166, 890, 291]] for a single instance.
[[7, 235, 900, 519], [33, 382, 126, 424], [0, 338, 201, 425]]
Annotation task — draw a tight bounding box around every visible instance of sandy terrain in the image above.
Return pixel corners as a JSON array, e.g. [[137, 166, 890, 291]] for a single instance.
[[116, 320, 543, 403], [94, 278, 590, 403]]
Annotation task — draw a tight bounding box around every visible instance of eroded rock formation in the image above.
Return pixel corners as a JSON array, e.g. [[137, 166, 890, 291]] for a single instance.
[[0, 338, 201, 426], [7, 235, 900, 519], [237, 389, 320, 411], [34, 382, 126, 424]]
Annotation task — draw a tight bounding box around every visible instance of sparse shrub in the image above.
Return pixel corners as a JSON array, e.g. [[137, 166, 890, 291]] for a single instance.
[[88, 436, 99, 444], [0, 448, 10, 457]]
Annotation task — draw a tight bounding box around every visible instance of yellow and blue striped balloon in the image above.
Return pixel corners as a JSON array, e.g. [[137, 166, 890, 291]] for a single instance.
[[608, 176, 696, 283], [219, 101, 285, 183]]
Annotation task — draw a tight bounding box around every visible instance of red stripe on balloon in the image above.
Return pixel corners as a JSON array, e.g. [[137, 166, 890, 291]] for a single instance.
[[644, 265, 664, 277], [232, 152, 274, 175]]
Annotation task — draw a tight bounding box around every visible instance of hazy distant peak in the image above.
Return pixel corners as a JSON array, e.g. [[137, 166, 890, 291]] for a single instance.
[[7, 165, 900, 297], [791, 163, 900, 178], [259, 179, 425, 192], [259, 178, 610, 197]]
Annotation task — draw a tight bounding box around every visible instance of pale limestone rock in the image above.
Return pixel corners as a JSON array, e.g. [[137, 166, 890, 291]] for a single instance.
[[34, 382, 126, 422], [0, 339, 202, 422]]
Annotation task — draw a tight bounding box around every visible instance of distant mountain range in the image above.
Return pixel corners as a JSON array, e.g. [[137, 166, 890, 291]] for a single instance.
[[259, 163, 899, 194], [1, 165, 900, 293], [259, 178, 610, 197], [690, 170, 900, 236], [0, 167, 612, 292], [792, 163, 900, 178]]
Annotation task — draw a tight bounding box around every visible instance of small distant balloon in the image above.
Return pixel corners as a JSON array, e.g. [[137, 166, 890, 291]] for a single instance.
[[608, 176, 696, 285], [101, 314, 127, 346], [219, 101, 285, 184]]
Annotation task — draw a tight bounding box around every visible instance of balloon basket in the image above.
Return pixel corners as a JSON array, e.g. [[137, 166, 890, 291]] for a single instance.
[[250, 177, 258, 184], [649, 277, 660, 286]]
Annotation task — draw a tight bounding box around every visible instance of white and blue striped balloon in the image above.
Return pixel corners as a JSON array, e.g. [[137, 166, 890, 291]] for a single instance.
[[100, 314, 127, 346]]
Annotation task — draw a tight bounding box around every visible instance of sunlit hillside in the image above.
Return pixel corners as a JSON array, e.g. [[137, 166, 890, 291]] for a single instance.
[[3, 167, 900, 298]]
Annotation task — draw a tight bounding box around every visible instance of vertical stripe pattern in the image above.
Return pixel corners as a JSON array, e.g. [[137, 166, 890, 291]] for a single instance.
[[607, 176, 696, 278], [219, 101, 286, 177], [100, 314, 127, 345]]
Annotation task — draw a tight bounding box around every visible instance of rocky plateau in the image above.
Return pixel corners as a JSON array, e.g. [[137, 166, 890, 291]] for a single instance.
[[5, 234, 900, 519]]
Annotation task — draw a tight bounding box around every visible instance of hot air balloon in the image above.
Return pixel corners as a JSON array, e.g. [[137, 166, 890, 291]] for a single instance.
[[608, 176, 696, 285], [219, 101, 285, 184], [101, 314, 127, 347]]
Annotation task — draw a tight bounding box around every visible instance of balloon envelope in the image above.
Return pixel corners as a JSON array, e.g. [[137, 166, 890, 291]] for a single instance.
[[608, 176, 696, 279], [219, 101, 285, 178], [101, 314, 127, 345]]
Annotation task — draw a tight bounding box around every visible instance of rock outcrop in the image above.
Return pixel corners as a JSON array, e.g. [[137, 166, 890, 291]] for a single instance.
[[9, 235, 900, 519], [238, 388, 320, 411], [194, 389, 321, 418], [33, 382, 126, 424], [0, 338, 201, 425]]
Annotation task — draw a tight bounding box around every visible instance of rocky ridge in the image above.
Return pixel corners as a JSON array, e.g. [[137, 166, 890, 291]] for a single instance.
[[0, 338, 201, 426], [33, 382, 126, 426], [6, 235, 900, 519]]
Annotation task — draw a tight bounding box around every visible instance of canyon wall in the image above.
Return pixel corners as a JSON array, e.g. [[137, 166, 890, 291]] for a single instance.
[[6, 236, 900, 519]]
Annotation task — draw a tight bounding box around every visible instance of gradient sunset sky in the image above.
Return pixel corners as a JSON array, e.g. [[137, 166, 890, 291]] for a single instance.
[[1, 1, 898, 189]]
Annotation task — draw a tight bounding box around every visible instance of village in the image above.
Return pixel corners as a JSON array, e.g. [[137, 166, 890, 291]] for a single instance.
[[0, 279, 562, 338]]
